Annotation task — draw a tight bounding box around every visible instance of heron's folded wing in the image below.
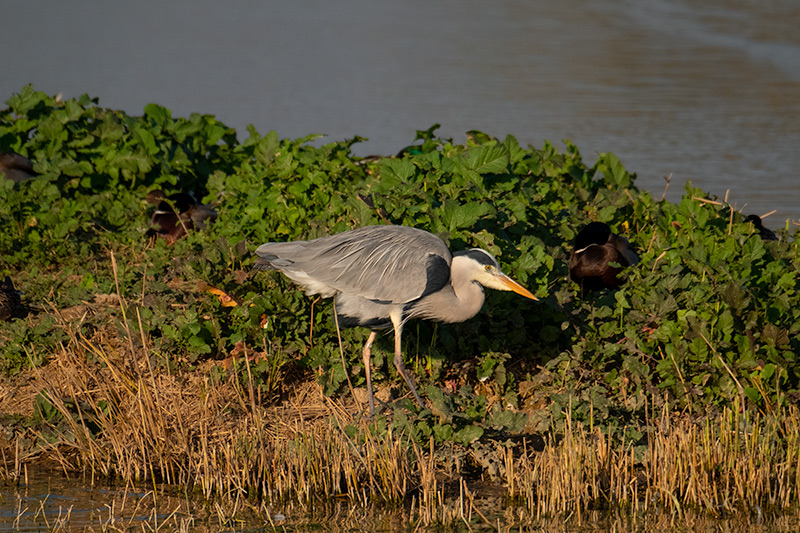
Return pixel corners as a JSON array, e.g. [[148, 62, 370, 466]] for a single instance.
[[297, 226, 453, 304]]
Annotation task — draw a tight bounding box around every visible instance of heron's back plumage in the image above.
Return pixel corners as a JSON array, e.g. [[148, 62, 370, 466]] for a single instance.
[[255, 225, 453, 304]]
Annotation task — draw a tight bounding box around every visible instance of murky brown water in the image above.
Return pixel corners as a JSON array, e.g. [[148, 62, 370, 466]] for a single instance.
[[2, 0, 799, 225], [2, 469, 800, 532], [0, 469, 195, 531]]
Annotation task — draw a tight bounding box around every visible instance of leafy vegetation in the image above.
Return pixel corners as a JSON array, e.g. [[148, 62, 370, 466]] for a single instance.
[[1, 86, 800, 521]]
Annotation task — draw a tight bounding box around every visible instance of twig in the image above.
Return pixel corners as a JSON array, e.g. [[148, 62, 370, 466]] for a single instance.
[[624, 188, 635, 205], [661, 347, 685, 385], [691, 196, 722, 206], [651, 250, 667, 272], [110, 251, 138, 368], [646, 228, 658, 254], [309, 296, 321, 344], [661, 173, 672, 201], [728, 203, 734, 236], [462, 481, 492, 529], [700, 333, 745, 396], [332, 300, 359, 410]]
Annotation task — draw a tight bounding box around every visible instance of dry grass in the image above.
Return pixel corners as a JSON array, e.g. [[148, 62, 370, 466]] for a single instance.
[[2, 325, 800, 529], [506, 400, 800, 524]]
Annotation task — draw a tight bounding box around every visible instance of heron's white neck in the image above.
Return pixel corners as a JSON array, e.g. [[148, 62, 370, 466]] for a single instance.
[[408, 255, 486, 324]]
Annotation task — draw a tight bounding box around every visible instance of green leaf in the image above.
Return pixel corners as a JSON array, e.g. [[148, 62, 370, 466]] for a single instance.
[[34, 392, 61, 422], [143, 103, 172, 125], [441, 200, 493, 231], [453, 424, 484, 445], [378, 158, 416, 185], [458, 145, 509, 175], [761, 363, 775, 381], [597, 152, 631, 188], [255, 130, 280, 165], [135, 126, 158, 155]]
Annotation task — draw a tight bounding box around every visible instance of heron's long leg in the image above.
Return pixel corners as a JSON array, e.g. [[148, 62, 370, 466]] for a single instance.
[[362, 330, 378, 417], [391, 315, 424, 407]]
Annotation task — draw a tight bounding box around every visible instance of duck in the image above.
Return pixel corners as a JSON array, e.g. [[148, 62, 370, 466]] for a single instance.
[[355, 144, 426, 166], [145, 190, 217, 244], [0, 151, 37, 183], [569, 222, 639, 293], [745, 214, 778, 241], [0, 276, 22, 321]]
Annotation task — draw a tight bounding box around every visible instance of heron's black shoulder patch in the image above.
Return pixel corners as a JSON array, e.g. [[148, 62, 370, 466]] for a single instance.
[[420, 253, 450, 298]]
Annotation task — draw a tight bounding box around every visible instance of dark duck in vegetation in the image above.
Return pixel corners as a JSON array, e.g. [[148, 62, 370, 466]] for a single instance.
[[146, 190, 217, 244], [0, 151, 38, 183], [355, 144, 425, 166], [569, 222, 639, 293], [0, 276, 23, 321], [745, 214, 778, 241]]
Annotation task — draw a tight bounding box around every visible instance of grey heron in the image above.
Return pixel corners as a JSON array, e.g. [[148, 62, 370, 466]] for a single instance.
[[254, 225, 538, 415], [568, 222, 639, 293]]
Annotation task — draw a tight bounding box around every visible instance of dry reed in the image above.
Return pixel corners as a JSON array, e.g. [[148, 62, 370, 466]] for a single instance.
[[509, 399, 800, 522], [3, 323, 800, 529]]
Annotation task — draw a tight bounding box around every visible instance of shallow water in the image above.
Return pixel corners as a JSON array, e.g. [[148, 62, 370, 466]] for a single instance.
[[0, 470, 194, 531], [2, 469, 800, 532], [3, 1, 799, 224]]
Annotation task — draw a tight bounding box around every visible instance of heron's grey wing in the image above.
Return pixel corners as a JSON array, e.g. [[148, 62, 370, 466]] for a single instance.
[[255, 241, 315, 269], [255, 240, 346, 297], [264, 226, 453, 304]]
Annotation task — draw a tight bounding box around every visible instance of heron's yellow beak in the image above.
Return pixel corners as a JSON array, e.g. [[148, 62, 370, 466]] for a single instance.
[[498, 274, 539, 301]]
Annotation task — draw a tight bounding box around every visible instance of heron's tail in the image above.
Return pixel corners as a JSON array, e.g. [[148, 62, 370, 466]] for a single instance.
[[253, 256, 280, 271], [254, 241, 308, 271]]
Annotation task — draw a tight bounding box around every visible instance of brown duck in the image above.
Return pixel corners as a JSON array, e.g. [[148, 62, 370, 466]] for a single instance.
[[0, 151, 37, 183], [569, 222, 639, 293], [146, 191, 217, 244], [0, 276, 22, 321], [745, 215, 778, 241]]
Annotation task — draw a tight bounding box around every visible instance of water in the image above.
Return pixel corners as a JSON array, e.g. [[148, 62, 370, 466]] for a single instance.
[[2, 469, 800, 532], [0, 469, 192, 531], [3, 1, 799, 224]]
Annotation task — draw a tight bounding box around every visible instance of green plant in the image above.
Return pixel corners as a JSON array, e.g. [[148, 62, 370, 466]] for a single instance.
[[2, 85, 799, 436]]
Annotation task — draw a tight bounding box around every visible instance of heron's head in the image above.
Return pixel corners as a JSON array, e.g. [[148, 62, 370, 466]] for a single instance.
[[452, 249, 538, 300]]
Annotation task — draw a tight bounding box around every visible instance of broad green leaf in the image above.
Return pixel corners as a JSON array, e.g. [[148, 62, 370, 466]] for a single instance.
[[378, 158, 416, 184], [441, 200, 493, 231], [144, 103, 172, 125], [453, 425, 484, 445], [597, 152, 631, 188], [458, 145, 509, 175]]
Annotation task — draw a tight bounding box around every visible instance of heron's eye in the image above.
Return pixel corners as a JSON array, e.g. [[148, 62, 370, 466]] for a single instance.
[[484, 265, 492, 272]]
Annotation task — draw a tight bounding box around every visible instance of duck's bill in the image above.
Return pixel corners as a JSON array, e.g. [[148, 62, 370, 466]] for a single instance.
[[499, 274, 539, 301]]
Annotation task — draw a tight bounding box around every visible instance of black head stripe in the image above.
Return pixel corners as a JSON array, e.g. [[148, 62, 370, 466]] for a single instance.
[[454, 248, 498, 267]]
